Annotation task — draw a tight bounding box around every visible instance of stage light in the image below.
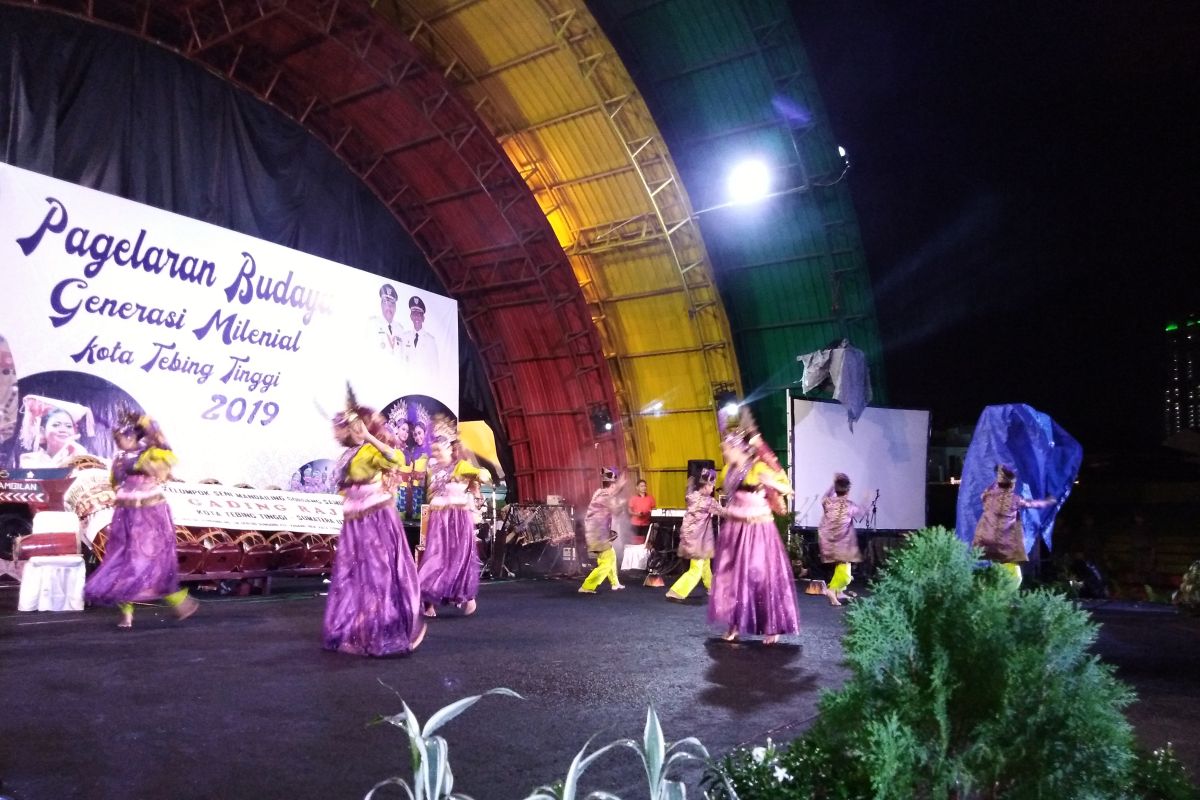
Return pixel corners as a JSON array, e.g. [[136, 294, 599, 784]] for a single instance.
[[714, 388, 741, 426], [726, 159, 771, 204], [837, 145, 847, 158], [589, 405, 614, 437]]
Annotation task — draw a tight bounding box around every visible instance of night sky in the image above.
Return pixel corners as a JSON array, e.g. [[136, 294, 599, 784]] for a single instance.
[[793, 1, 1198, 449]]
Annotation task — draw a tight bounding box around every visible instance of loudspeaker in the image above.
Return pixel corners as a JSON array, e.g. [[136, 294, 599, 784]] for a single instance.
[[686, 459, 716, 484]]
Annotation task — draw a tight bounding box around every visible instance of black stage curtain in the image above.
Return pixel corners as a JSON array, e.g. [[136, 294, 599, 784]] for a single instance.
[[0, 6, 516, 492]]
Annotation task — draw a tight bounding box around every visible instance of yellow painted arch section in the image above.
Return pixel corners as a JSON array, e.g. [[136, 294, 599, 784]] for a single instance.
[[377, 0, 741, 505]]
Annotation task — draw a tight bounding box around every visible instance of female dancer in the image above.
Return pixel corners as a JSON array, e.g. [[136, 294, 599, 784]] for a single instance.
[[817, 473, 864, 606], [84, 411, 197, 628], [709, 415, 798, 644], [579, 467, 628, 594], [666, 467, 723, 601], [972, 463, 1056, 589], [322, 400, 425, 656], [417, 418, 483, 617]]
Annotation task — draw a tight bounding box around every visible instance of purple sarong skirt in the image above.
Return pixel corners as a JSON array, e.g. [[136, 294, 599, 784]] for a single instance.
[[85, 478, 179, 606], [323, 485, 423, 656], [418, 504, 480, 606], [707, 492, 799, 636]]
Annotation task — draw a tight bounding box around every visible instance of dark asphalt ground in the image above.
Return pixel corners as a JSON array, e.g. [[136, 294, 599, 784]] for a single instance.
[[1, 578, 1196, 799]]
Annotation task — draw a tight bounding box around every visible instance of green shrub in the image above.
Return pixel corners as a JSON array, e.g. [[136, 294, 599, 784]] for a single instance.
[[712, 527, 1152, 799], [705, 737, 869, 800], [1130, 745, 1200, 800]]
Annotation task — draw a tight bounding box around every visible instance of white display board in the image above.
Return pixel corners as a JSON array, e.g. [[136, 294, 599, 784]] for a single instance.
[[0, 163, 457, 487], [790, 397, 929, 530]]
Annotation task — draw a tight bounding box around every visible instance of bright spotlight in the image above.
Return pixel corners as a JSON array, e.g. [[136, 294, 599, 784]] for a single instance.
[[726, 159, 771, 204], [604, 422, 613, 431], [837, 145, 847, 158], [721, 402, 740, 418], [643, 400, 664, 415]]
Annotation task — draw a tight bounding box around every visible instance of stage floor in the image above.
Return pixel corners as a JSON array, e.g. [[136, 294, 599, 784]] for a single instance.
[[1, 579, 1197, 799]]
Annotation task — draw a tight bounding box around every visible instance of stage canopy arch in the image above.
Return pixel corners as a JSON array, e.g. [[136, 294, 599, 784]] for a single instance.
[[0, 0, 886, 505]]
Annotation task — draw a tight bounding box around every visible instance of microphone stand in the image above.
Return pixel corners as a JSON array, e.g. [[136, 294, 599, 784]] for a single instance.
[[868, 490, 880, 529]]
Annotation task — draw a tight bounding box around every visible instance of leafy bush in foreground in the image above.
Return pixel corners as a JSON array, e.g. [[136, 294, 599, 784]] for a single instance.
[[712, 528, 1155, 799]]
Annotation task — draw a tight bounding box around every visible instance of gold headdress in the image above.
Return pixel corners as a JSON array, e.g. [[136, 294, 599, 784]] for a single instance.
[[387, 401, 410, 430], [115, 406, 145, 436], [412, 402, 432, 434], [720, 406, 759, 450], [114, 406, 168, 449], [343, 383, 361, 424], [431, 413, 458, 445]]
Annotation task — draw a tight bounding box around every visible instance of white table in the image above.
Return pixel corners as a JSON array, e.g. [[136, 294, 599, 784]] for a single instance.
[[18, 555, 86, 612], [620, 542, 649, 572]]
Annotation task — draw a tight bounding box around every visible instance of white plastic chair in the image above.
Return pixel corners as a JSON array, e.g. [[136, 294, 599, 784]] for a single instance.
[[18, 511, 85, 612], [32, 511, 82, 537]]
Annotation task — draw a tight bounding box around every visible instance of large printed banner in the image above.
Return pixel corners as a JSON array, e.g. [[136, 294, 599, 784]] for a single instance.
[[162, 483, 343, 535], [0, 163, 457, 488]]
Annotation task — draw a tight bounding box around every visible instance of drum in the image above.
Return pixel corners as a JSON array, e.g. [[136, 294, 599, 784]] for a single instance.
[[546, 506, 575, 546]]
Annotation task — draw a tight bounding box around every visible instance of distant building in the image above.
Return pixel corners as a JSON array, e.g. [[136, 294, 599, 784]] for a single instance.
[[1164, 315, 1199, 435], [928, 425, 974, 483]]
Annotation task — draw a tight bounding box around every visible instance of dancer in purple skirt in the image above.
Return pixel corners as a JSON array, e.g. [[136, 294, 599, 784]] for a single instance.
[[322, 400, 426, 656], [84, 411, 197, 629], [708, 412, 798, 645], [418, 417, 483, 618]]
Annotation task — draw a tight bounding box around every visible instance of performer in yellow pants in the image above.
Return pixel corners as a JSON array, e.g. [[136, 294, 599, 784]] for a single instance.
[[116, 589, 192, 626], [581, 548, 620, 592], [579, 468, 627, 594], [818, 473, 866, 606], [669, 558, 713, 598], [667, 467, 723, 600], [972, 463, 1055, 593], [998, 561, 1023, 589], [829, 562, 853, 594]]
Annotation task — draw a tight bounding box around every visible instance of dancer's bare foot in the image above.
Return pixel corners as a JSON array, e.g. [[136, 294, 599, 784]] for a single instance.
[[611, 583, 626, 591], [423, 604, 438, 618], [721, 628, 739, 642], [459, 598, 477, 616], [174, 596, 199, 621], [763, 634, 780, 646], [665, 590, 685, 601], [117, 612, 133, 629], [411, 623, 427, 650], [825, 589, 842, 607], [836, 592, 852, 603], [577, 587, 596, 594]]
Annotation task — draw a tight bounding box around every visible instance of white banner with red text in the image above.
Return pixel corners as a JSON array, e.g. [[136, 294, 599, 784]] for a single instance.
[[161, 483, 343, 535]]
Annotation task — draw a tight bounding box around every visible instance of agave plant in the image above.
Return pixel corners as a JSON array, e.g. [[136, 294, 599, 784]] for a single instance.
[[524, 706, 720, 800], [366, 686, 522, 800]]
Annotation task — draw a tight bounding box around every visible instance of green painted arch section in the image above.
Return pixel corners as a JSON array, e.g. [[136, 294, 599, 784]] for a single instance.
[[586, 0, 888, 463]]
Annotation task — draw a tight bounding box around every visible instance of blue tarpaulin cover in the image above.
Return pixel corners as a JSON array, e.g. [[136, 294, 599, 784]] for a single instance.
[[955, 404, 1082, 556]]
